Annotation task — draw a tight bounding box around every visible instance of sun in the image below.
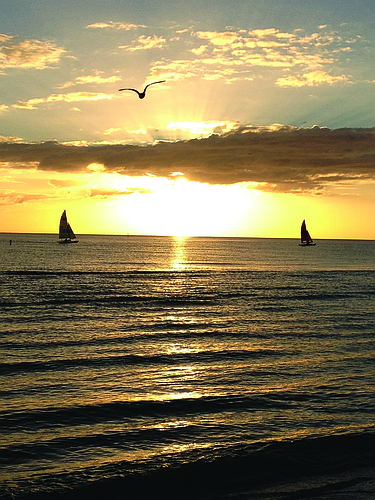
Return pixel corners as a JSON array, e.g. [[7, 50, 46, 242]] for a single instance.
[[120, 177, 259, 237]]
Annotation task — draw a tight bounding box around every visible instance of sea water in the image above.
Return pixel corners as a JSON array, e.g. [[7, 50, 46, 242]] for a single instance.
[[0, 234, 374, 499]]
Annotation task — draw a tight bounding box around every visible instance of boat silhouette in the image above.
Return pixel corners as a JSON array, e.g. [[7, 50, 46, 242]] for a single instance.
[[59, 210, 78, 244], [299, 219, 315, 246]]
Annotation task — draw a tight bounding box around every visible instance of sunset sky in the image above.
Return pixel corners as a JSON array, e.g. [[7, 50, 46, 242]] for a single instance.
[[1, 0, 375, 239]]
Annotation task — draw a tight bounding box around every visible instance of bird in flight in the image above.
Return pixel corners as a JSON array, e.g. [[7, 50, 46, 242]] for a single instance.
[[118, 80, 166, 99]]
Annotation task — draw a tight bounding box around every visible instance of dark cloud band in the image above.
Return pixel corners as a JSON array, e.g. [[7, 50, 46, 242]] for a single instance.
[[1, 127, 374, 193]]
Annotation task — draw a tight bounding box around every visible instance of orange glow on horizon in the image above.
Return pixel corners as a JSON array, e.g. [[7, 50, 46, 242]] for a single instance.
[[1, 163, 375, 240]]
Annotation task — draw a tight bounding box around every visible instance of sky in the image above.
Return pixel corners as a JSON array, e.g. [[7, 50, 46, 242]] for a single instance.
[[1, 0, 375, 239]]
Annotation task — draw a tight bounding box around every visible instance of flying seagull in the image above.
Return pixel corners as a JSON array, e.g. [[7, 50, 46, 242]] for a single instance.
[[118, 80, 166, 99]]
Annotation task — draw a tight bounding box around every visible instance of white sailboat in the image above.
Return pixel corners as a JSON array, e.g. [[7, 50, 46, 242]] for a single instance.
[[299, 219, 315, 246], [59, 210, 78, 244]]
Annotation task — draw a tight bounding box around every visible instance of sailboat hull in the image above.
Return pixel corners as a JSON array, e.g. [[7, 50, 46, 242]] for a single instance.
[[299, 242, 316, 246], [59, 239, 79, 244]]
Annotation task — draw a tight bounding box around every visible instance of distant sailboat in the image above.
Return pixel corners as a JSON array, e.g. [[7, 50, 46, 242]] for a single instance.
[[59, 210, 78, 244], [299, 219, 315, 246]]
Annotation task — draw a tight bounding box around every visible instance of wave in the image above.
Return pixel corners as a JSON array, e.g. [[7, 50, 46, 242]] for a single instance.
[[2, 287, 372, 309], [0, 346, 280, 376], [0, 293, 216, 308], [2, 389, 372, 438], [1, 430, 374, 499], [0, 393, 295, 432]]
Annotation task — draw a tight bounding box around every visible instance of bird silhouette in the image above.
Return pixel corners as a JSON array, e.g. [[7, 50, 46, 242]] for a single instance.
[[118, 80, 166, 99]]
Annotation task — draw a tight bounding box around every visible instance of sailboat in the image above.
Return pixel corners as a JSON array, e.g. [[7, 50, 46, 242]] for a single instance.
[[299, 219, 315, 246], [59, 210, 78, 244]]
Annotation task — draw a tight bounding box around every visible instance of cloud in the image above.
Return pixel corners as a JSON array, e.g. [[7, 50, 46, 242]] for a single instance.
[[0, 34, 13, 42], [12, 98, 45, 110], [86, 21, 146, 30], [48, 178, 83, 188], [0, 190, 50, 205], [0, 134, 23, 143], [120, 35, 166, 51], [191, 45, 207, 56], [195, 31, 241, 46], [0, 35, 66, 70], [104, 128, 123, 135], [148, 26, 356, 85], [150, 57, 253, 83], [12, 92, 114, 109], [0, 105, 9, 114], [0, 127, 374, 194], [59, 72, 121, 89], [166, 120, 239, 137], [88, 187, 152, 198], [276, 70, 350, 87]]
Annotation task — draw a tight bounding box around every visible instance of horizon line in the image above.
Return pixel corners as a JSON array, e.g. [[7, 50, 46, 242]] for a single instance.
[[1, 232, 374, 242]]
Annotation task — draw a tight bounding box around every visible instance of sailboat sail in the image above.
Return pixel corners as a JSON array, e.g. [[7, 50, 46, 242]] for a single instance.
[[300, 219, 315, 246], [59, 210, 78, 243]]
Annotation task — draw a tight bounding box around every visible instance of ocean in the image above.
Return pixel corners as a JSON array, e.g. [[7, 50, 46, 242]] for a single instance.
[[1, 234, 374, 500]]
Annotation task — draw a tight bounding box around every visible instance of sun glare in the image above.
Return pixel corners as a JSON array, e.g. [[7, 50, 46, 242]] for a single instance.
[[165, 120, 238, 138], [122, 177, 255, 237]]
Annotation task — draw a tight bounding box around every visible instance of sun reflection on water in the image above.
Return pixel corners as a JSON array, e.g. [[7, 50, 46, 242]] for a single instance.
[[170, 236, 188, 271], [165, 343, 198, 355], [155, 364, 203, 401]]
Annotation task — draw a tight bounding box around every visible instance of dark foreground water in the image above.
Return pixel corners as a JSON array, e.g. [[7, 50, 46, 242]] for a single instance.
[[1, 234, 374, 500]]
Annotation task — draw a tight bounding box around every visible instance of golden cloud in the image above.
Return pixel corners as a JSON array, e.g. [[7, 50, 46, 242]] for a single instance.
[[276, 70, 350, 87], [149, 26, 355, 85], [120, 35, 166, 51], [59, 73, 121, 89], [0, 190, 50, 205], [46, 92, 114, 103], [86, 22, 146, 30], [0, 134, 23, 143], [150, 57, 252, 83], [0, 34, 13, 42], [12, 92, 114, 109], [195, 31, 240, 46], [0, 37, 66, 70], [88, 187, 152, 198], [12, 98, 45, 110], [166, 121, 239, 136], [104, 128, 123, 136]]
